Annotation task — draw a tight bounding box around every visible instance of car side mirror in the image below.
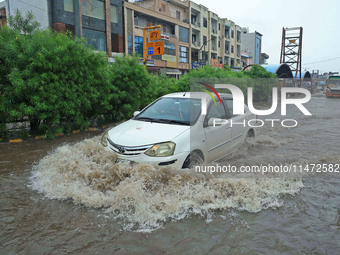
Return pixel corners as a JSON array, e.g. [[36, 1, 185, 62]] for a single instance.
[[208, 118, 228, 126], [133, 111, 140, 117]]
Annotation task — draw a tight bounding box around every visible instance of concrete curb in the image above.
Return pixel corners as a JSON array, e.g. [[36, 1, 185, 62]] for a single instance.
[[9, 139, 23, 143], [2, 124, 114, 144]]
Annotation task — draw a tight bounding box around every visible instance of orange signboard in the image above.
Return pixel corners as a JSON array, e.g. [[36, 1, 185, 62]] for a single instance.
[[147, 41, 164, 56], [149, 30, 161, 41]]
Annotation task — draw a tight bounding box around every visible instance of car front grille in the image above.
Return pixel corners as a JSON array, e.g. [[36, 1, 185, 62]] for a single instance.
[[107, 137, 153, 155]]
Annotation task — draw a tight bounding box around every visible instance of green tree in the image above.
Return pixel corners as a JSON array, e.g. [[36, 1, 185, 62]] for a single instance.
[[8, 9, 40, 35], [0, 28, 112, 138], [109, 56, 155, 121]]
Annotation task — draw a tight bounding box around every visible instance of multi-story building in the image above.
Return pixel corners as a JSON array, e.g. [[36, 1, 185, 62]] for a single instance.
[[1, 0, 49, 29], [241, 28, 263, 65], [124, 0, 190, 77], [189, 1, 242, 70], [51, 0, 124, 58], [0, 1, 6, 29], [1, 0, 124, 58]]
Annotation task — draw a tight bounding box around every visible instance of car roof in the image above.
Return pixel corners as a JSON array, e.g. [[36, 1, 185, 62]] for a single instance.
[[162, 92, 233, 101]]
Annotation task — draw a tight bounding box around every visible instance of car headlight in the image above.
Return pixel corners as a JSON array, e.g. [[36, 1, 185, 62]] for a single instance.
[[144, 142, 176, 157], [101, 131, 108, 147]]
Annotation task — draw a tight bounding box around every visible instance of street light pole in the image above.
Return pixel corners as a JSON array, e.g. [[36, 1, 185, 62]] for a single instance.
[[198, 38, 214, 66]]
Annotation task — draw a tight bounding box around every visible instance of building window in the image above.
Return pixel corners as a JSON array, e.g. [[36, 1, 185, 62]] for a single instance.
[[64, 0, 73, 12], [218, 40, 220, 48], [82, 28, 106, 51], [231, 30, 234, 38], [203, 18, 207, 28], [179, 46, 189, 63], [163, 24, 167, 33], [147, 20, 155, 27], [203, 36, 207, 46], [111, 5, 118, 23], [231, 45, 234, 53], [81, 0, 105, 20], [134, 36, 143, 57], [179, 26, 189, 43], [164, 42, 176, 55], [127, 34, 133, 55], [218, 23, 220, 30], [176, 11, 180, 20], [191, 15, 196, 25], [192, 34, 196, 43]]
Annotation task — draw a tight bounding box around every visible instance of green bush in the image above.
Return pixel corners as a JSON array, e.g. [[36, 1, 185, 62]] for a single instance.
[[0, 28, 112, 137], [109, 56, 153, 121], [177, 65, 253, 98]]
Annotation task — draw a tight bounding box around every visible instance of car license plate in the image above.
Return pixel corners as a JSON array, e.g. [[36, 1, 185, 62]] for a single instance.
[[117, 159, 131, 164]]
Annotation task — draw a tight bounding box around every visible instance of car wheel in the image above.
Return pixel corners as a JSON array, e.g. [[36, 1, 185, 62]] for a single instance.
[[182, 151, 204, 169]]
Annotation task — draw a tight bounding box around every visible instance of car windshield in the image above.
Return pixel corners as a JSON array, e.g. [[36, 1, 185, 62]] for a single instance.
[[135, 97, 201, 126]]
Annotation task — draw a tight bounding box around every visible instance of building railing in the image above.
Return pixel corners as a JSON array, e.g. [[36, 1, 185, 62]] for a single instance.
[[192, 41, 201, 47], [191, 20, 201, 27]]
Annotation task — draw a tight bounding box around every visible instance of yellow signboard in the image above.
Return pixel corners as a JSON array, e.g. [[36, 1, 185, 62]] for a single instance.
[[147, 41, 164, 56], [149, 30, 161, 41]]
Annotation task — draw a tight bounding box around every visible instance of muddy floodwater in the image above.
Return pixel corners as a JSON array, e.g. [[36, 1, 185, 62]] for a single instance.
[[1, 94, 340, 254]]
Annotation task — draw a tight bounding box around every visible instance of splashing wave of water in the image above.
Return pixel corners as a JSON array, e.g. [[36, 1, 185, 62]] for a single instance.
[[30, 136, 303, 231]]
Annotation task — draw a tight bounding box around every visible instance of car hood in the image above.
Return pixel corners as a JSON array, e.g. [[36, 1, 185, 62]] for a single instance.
[[108, 119, 190, 146]]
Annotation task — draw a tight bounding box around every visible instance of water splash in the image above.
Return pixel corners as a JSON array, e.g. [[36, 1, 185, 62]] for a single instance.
[[30, 136, 303, 232]]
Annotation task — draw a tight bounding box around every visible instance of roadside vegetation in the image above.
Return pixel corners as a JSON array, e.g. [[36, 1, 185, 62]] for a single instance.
[[0, 12, 276, 140]]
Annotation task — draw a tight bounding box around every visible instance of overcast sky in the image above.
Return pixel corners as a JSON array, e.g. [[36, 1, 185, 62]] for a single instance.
[[194, 0, 340, 74]]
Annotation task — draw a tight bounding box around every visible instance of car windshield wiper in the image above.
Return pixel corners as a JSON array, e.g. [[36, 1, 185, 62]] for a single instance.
[[135, 117, 156, 122], [157, 119, 190, 126], [136, 117, 190, 125]]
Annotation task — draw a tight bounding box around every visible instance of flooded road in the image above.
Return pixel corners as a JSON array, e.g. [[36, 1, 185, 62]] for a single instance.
[[1, 95, 340, 254]]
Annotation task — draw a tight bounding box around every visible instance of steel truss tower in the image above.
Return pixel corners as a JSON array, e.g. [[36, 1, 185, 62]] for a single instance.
[[280, 27, 303, 86]]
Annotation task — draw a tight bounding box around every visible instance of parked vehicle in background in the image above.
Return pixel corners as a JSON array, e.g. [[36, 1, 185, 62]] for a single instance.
[[326, 76, 340, 97], [101, 92, 255, 169]]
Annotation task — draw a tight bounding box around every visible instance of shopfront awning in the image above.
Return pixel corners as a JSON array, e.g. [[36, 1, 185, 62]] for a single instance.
[[161, 68, 182, 75]]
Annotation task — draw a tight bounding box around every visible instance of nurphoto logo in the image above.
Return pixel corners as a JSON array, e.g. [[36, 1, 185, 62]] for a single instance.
[[201, 84, 312, 128]]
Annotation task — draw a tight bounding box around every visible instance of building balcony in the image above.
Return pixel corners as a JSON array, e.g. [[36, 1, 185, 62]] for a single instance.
[[192, 41, 201, 48], [225, 50, 230, 55], [211, 28, 217, 35], [191, 20, 201, 28], [211, 46, 217, 51]]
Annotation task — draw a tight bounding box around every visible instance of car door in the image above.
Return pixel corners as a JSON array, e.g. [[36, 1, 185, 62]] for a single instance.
[[223, 99, 248, 149], [204, 100, 232, 162]]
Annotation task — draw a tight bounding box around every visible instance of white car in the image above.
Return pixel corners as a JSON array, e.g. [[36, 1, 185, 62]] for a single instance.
[[102, 92, 255, 169]]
